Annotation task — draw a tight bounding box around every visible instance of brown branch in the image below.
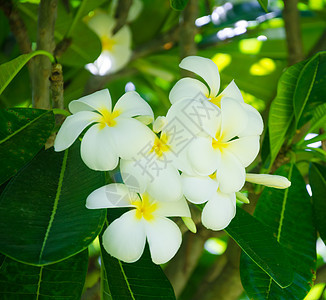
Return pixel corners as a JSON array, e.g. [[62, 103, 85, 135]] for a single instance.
[[164, 225, 224, 298], [283, 0, 304, 65], [315, 264, 326, 284], [32, 0, 58, 109], [0, 0, 32, 54], [112, 0, 132, 35], [179, 0, 198, 77]]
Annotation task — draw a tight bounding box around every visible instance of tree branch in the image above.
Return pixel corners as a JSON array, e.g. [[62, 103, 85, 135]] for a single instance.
[[32, 0, 58, 109], [112, 0, 132, 35], [179, 0, 198, 77], [283, 0, 304, 65]]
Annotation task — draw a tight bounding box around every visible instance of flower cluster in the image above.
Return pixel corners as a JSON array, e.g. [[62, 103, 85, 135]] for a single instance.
[[54, 56, 291, 264]]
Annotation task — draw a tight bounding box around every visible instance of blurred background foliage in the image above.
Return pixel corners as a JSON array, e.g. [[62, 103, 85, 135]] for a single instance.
[[0, 0, 326, 299]]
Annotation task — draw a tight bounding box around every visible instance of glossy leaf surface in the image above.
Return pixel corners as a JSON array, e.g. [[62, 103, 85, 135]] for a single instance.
[[240, 164, 316, 299], [0, 250, 88, 299], [0, 141, 105, 265], [0, 108, 54, 185]]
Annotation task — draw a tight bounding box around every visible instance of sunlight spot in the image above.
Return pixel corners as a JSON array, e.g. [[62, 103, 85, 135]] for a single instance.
[[257, 35, 268, 41], [195, 15, 211, 27], [306, 184, 312, 196], [204, 238, 227, 255], [239, 39, 262, 54], [305, 133, 322, 148], [250, 58, 276, 76], [212, 53, 232, 72]]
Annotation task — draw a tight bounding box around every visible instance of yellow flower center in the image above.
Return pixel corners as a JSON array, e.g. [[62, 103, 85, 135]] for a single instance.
[[209, 172, 217, 180], [150, 133, 170, 157], [98, 108, 120, 128], [208, 94, 223, 107], [132, 194, 158, 221], [101, 35, 116, 51], [212, 135, 228, 151]]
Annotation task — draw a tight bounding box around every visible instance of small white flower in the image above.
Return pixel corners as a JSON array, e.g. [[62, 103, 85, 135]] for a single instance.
[[246, 173, 291, 189], [85, 11, 132, 75], [54, 89, 154, 171], [181, 173, 236, 231], [86, 183, 191, 264], [168, 56, 263, 137]]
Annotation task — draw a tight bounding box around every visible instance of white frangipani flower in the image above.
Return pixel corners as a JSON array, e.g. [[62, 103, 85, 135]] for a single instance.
[[169, 56, 263, 137], [120, 128, 183, 202], [181, 172, 236, 231], [86, 183, 191, 264], [246, 173, 291, 189], [85, 11, 132, 75], [186, 96, 260, 193], [54, 89, 154, 171]]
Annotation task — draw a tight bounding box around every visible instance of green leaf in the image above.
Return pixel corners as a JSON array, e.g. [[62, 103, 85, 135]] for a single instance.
[[224, 207, 293, 288], [240, 164, 316, 299], [170, 0, 189, 11], [0, 250, 88, 299], [310, 163, 326, 244], [268, 60, 307, 165], [257, 0, 268, 12], [0, 141, 105, 265], [0, 50, 54, 95], [0, 108, 54, 185], [100, 208, 176, 300], [308, 102, 326, 134], [294, 52, 326, 128]]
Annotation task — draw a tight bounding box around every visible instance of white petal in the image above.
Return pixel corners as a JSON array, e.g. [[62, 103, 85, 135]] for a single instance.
[[120, 159, 148, 193], [216, 151, 245, 193], [220, 97, 248, 142], [87, 13, 115, 37], [238, 103, 264, 137], [81, 124, 118, 171], [246, 174, 291, 189], [69, 89, 112, 114], [226, 136, 260, 167], [201, 191, 236, 231], [145, 217, 182, 264], [114, 91, 154, 121], [155, 196, 191, 217], [220, 80, 244, 102], [111, 117, 154, 160], [153, 116, 167, 133], [146, 164, 183, 202], [86, 183, 138, 209], [188, 137, 220, 176], [167, 98, 221, 138], [109, 46, 132, 72], [102, 210, 146, 263], [112, 25, 132, 46], [169, 77, 209, 104], [182, 174, 218, 204], [179, 56, 220, 97], [54, 111, 100, 151]]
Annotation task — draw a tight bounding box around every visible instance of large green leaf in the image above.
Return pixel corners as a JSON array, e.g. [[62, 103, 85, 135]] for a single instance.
[[240, 164, 316, 299], [224, 207, 293, 288], [310, 163, 326, 244], [0, 108, 54, 185], [0, 250, 88, 299], [0, 50, 54, 95], [268, 60, 307, 165], [100, 208, 176, 300], [170, 0, 189, 10], [308, 102, 326, 134], [0, 141, 105, 265], [294, 52, 326, 128]]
